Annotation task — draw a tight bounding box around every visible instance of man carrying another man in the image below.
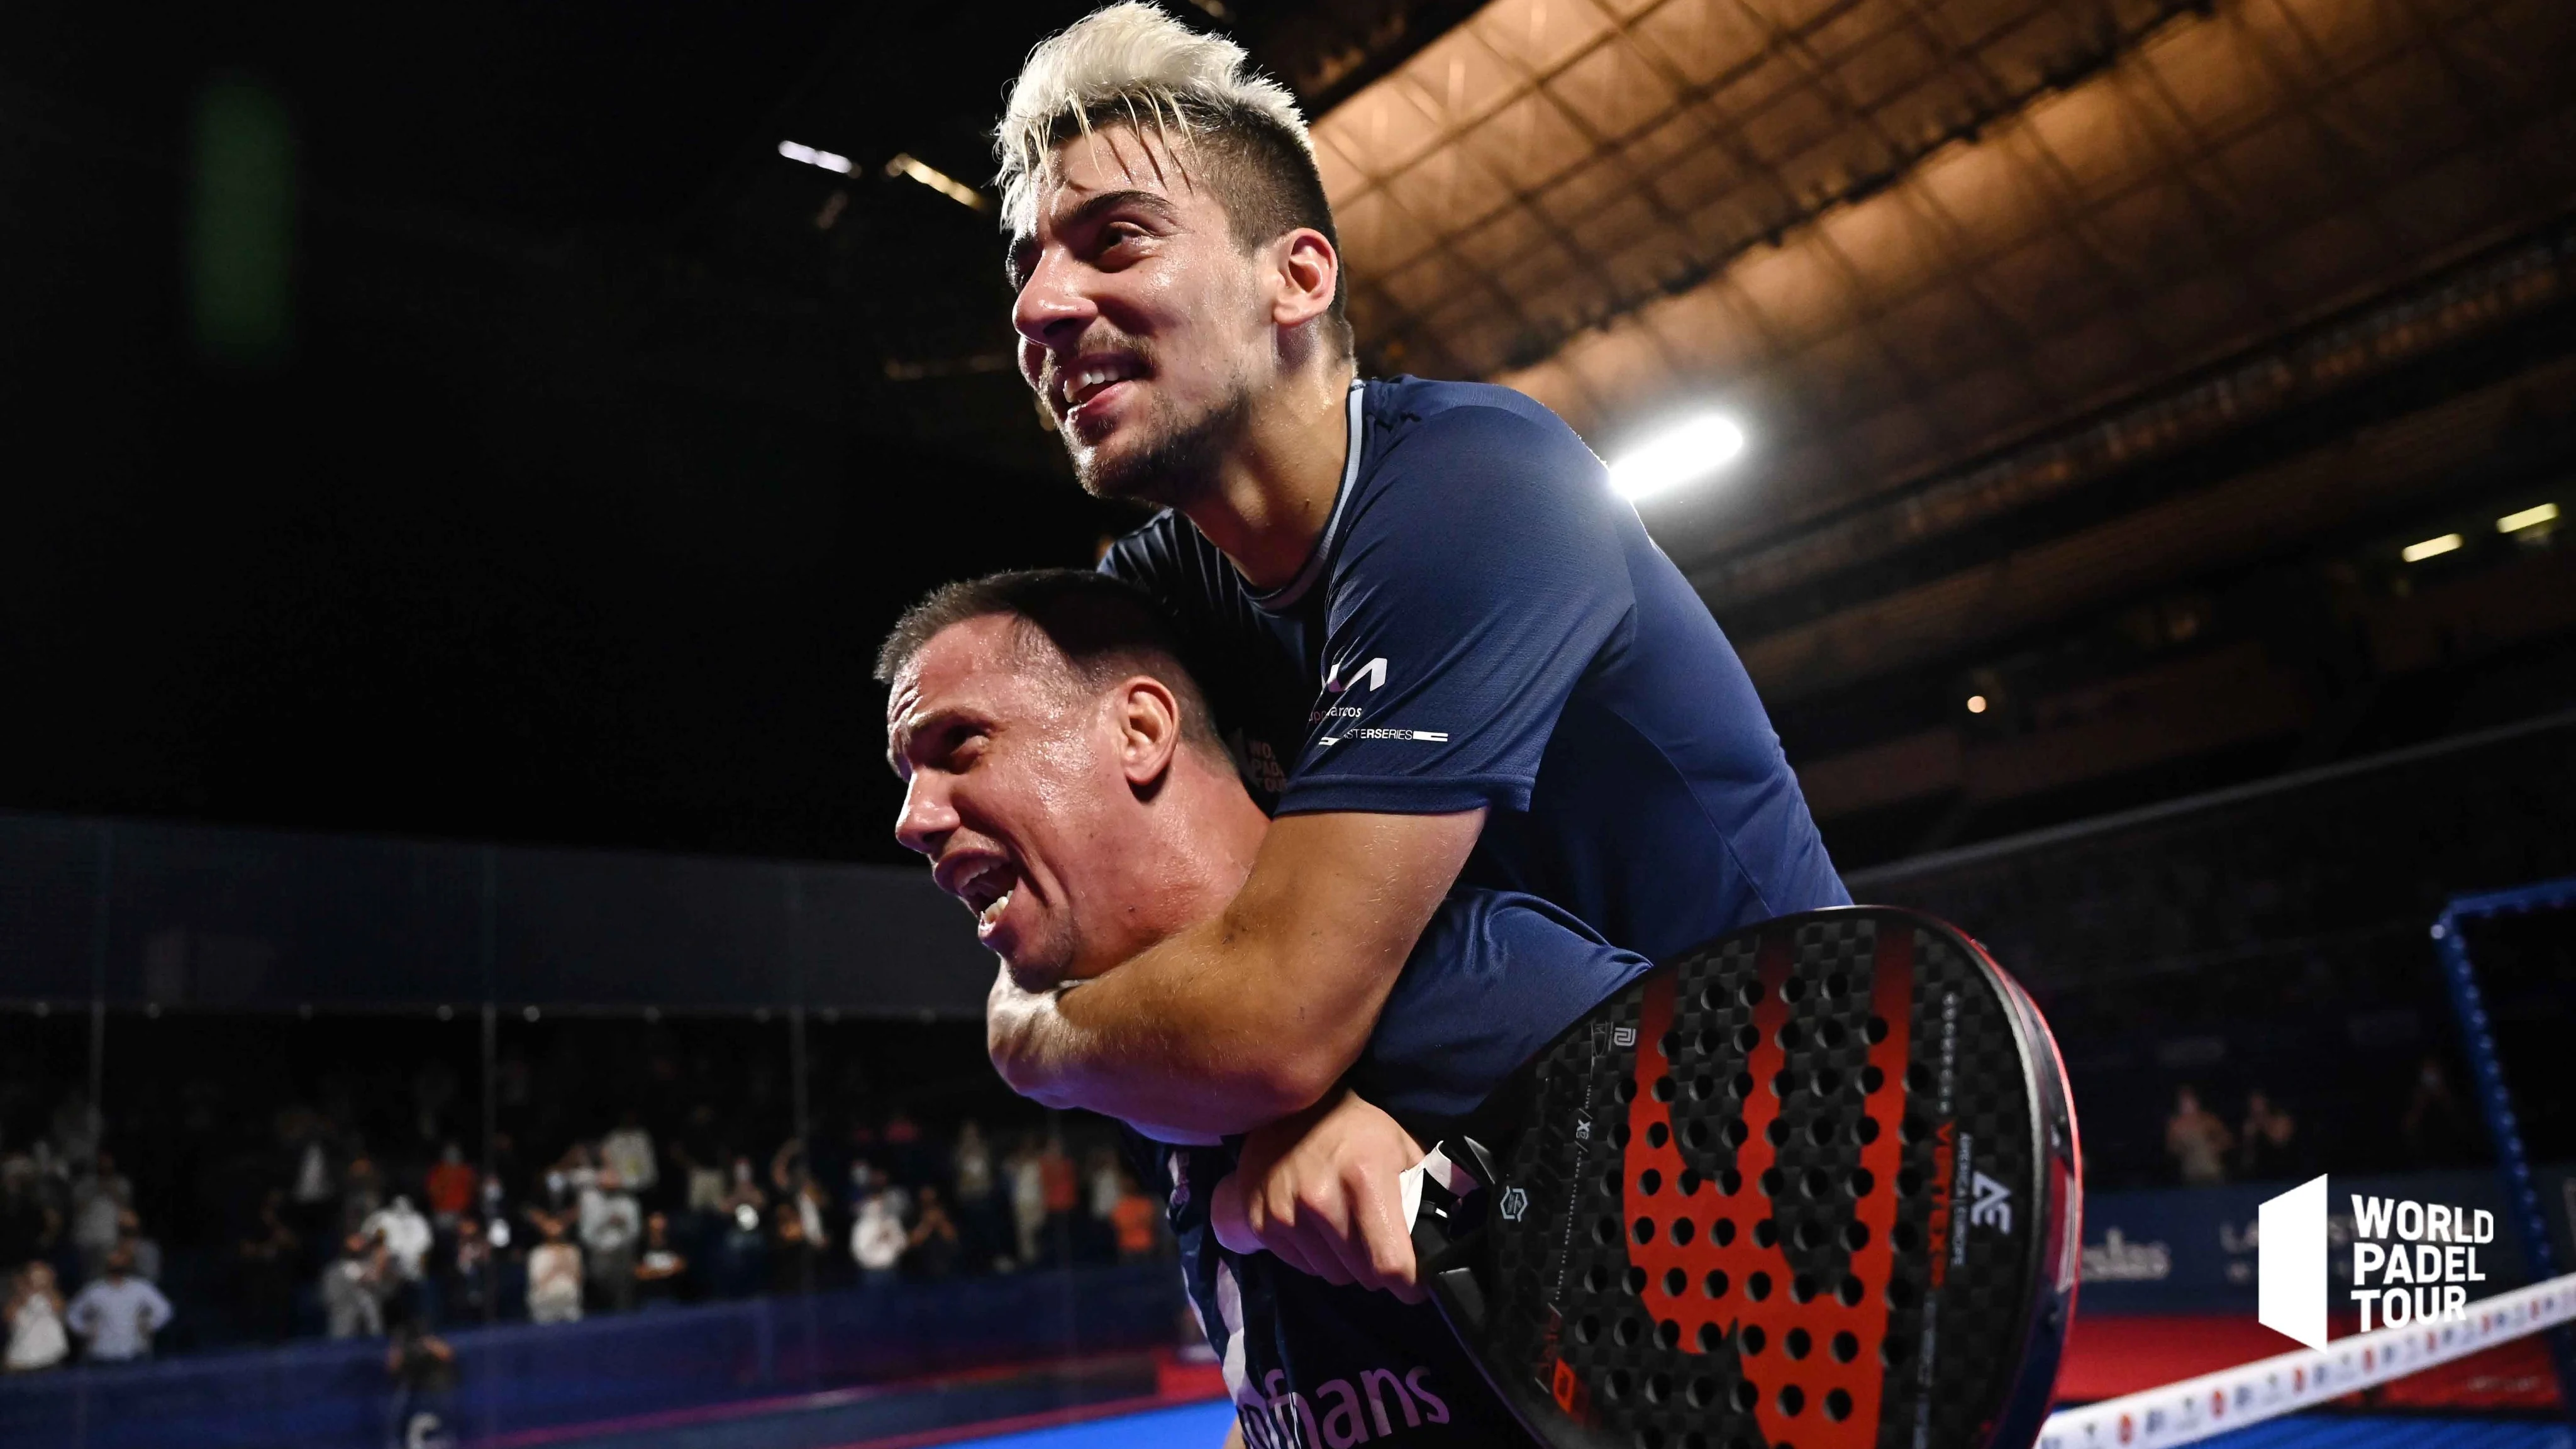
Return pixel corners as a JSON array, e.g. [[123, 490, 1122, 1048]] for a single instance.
[[970, 2, 1845, 1291], [880, 4, 1850, 1441]]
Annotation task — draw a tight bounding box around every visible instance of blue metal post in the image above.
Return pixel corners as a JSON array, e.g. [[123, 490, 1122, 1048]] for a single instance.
[[2433, 877, 2576, 1424]]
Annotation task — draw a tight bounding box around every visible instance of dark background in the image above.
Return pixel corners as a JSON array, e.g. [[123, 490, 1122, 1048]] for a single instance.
[[4, 1, 1128, 862]]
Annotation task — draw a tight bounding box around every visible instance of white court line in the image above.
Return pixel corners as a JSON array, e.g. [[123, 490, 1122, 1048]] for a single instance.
[[2038, 1272, 2576, 1449]]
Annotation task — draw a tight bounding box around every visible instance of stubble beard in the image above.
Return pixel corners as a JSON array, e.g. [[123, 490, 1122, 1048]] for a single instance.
[[1067, 374, 1255, 511]]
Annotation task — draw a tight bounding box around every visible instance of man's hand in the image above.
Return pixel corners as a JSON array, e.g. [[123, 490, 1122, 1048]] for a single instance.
[[985, 808, 1485, 1137], [1209, 1087, 1426, 1303]]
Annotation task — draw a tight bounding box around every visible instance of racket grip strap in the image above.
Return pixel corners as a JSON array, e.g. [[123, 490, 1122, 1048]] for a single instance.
[[1399, 1143, 1487, 1228]]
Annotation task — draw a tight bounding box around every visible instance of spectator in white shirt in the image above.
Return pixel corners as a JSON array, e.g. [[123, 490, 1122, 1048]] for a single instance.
[[578, 1169, 641, 1313], [65, 1246, 172, 1362], [4, 1262, 70, 1372], [323, 1231, 390, 1340], [362, 1196, 433, 1284], [1006, 1140, 1046, 1269], [527, 1217, 584, 1325], [850, 1191, 906, 1286]]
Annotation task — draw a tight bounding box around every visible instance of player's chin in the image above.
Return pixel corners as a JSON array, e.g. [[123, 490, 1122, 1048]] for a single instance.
[[997, 939, 1072, 995], [1070, 433, 1169, 502]]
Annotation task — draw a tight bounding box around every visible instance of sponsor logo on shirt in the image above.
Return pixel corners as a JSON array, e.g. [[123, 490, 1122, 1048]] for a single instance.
[[1307, 655, 1449, 746], [1234, 1364, 1454, 1448], [1324, 728, 1452, 745], [1324, 657, 1388, 694]]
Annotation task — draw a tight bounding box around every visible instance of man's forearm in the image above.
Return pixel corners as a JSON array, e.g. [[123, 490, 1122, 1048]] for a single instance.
[[987, 923, 1378, 1135], [984, 808, 1484, 1136]]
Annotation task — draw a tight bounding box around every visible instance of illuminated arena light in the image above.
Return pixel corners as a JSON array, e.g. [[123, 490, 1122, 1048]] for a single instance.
[[1607, 415, 1746, 502], [777, 139, 854, 174], [887, 152, 990, 213], [2402, 533, 2465, 562], [2497, 502, 2558, 533]]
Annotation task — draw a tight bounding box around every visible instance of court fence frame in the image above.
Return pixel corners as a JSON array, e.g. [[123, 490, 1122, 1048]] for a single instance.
[[2434, 874, 2576, 1422]]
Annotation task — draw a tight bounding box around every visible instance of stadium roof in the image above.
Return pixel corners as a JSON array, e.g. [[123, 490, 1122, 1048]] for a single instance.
[[1308, 0, 2575, 632]]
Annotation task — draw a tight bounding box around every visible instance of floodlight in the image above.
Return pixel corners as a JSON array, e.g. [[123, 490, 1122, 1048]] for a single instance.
[[1608, 414, 1746, 501], [777, 140, 854, 174]]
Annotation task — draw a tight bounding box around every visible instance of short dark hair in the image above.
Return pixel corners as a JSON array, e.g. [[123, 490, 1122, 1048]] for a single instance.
[[876, 569, 1227, 758]]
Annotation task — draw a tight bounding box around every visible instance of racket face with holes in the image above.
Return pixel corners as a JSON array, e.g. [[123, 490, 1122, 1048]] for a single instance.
[[1413, 906, 2080, 1449]]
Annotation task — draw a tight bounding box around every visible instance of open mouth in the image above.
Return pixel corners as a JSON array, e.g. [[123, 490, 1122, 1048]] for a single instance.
[[947, 856, 1021, 940], [1055, 353, 1147, 422]]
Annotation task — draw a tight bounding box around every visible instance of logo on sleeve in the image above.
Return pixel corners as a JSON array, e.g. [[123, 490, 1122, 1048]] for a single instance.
[[1324, 656, 1388, 694], [1313, 654, 1449, 747]]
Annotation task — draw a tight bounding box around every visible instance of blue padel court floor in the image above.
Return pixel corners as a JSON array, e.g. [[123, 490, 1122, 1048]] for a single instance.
[[945, 1400, 1236, 1447], [936, 1407, 2572, 1449]]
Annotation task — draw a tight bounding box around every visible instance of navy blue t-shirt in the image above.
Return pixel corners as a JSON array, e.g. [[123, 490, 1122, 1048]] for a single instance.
[[1101, 376, 1849, 967], [1130, 888, 1650, 1448]]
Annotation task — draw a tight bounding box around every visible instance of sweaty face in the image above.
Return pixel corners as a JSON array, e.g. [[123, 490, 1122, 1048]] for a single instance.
[[1009, 126, 1270, 505], [886, 616, 1147, 989]]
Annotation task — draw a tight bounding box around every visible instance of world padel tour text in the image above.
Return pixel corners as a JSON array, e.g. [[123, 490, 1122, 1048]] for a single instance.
[[2348, 1194, 2494, 1330]]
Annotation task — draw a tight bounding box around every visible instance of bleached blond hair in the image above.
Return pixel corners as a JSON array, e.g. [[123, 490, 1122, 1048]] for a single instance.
[[994, 3, 1317, 242]]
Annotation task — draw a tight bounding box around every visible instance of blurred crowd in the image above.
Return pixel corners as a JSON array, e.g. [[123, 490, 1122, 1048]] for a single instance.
[[1, 1079, 1164, 1370], [3, 1093, 172, 1371], [2157, 1055, 2480, 1188], [3, 928, 2539, 1374]]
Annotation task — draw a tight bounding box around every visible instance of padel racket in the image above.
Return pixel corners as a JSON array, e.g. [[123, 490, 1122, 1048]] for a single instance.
[[1406, 905, 2080, 1449]]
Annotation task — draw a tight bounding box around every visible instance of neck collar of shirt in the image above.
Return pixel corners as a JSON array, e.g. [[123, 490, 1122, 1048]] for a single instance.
[[1245, 378, 1365, 614]]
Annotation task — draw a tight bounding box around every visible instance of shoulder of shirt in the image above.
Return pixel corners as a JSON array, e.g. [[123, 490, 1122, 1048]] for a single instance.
[[1374, 377, 1591, 449], [1365, 377, 1604, 487]]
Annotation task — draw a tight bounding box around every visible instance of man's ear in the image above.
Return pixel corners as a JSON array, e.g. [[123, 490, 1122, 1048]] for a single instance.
[[1268, 227, 1339, 333], [1113, 675, 1186, 789]]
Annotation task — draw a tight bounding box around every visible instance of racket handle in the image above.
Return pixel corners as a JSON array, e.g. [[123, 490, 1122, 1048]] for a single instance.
[[1398, 1143, 1482, 1228], [1406, 1136, 1501, 1330]]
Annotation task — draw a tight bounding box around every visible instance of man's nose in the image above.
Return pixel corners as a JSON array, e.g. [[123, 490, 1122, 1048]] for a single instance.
[[1012, 248, 1096, 352], [894, 774, 958, 858]]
